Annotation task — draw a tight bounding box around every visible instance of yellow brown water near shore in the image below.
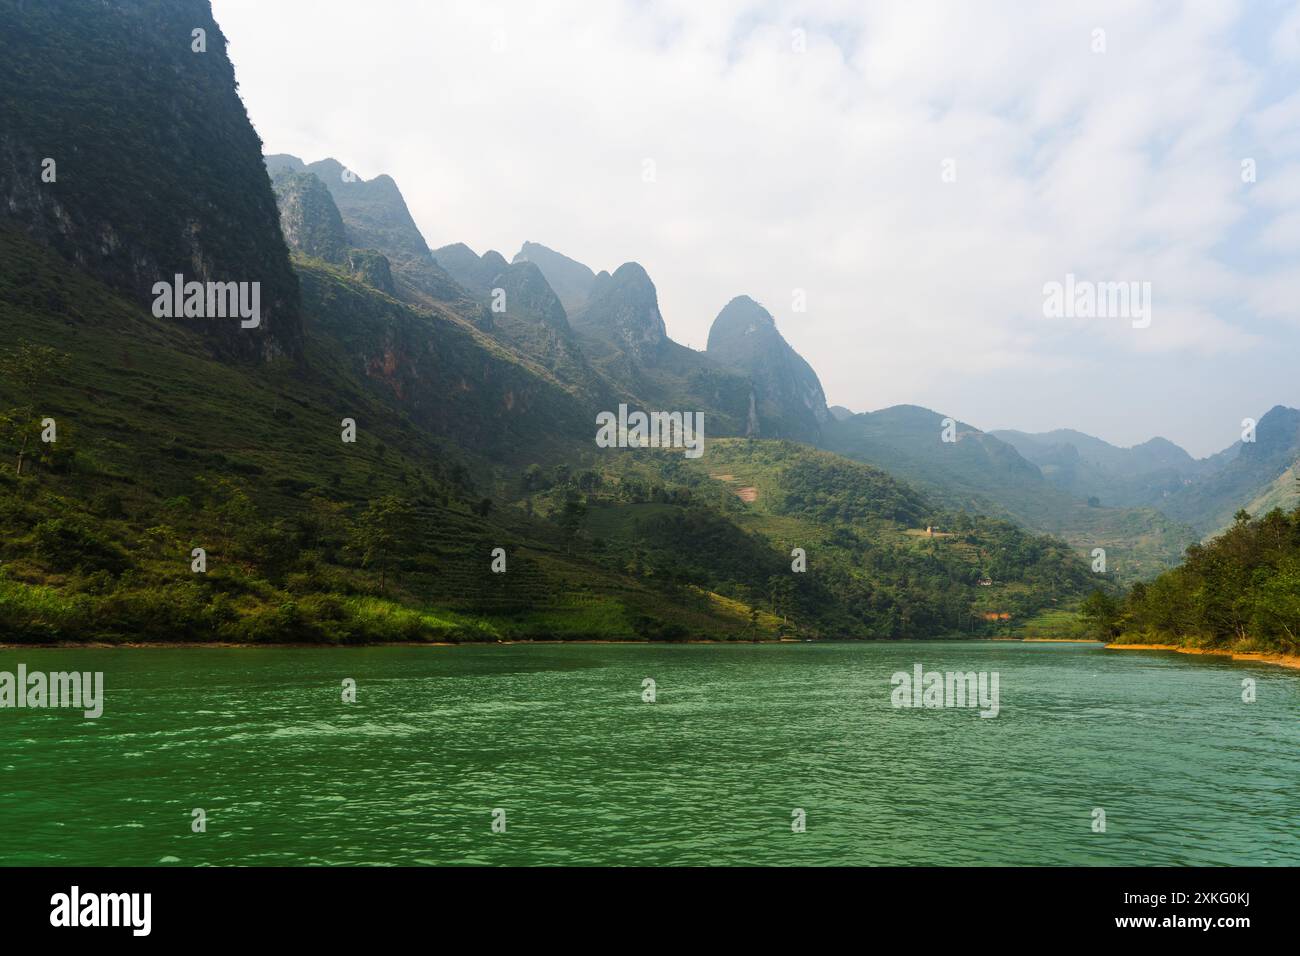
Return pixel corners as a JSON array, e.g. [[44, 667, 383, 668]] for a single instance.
[[1106, 643, 1300, 671]]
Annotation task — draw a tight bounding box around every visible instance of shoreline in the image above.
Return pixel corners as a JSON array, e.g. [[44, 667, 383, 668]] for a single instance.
[[0, 636, 1103, 650], [1105, 642, 1300, 671]]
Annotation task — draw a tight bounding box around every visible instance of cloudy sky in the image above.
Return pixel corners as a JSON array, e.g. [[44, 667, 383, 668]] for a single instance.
[[212, 0, 1300, 456]]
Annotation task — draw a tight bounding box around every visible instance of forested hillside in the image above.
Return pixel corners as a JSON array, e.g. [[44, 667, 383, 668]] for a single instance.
[[1084, 505, 1300, 654]]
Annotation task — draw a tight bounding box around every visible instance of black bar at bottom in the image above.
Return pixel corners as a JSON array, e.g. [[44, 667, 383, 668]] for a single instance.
[[0, 866, 1285, 942]]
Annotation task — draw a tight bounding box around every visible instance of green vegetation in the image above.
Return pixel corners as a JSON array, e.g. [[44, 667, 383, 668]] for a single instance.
[[662, 439, 1097, 637], [0, 225, 1105, 643], [0, 228, 674, 643], [4, 225, 1093, 645], [823, 406, 1198, 583], [1082, 507, 1300, 654]]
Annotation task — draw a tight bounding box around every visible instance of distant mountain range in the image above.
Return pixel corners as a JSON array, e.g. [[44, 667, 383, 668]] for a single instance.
[[993, 409, 1300, 535], [260, 152, 1297, 575]]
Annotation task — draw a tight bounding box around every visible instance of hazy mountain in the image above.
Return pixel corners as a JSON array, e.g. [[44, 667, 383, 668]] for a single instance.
[[513, 241, 597, 314], [562, 261, 756, 436], [829, 405, 856, 422], [272, 170, 396, 296], [1158, 405, 1300, 533], [271, 172, 350, 265], [1, 0, 301, 360], [992, 429, 1198, 478], [993, 412, 1297, 533], [490, 260, 570, 333], [991, 428, 1206, 509], [570, 262, 668, 360], [823, 405, 1197, 581], [706, 295, 829, 442], [265, 154, 468, 308], [431, 242, 509, 297], [483, 260, 604, 392], [826, 405, 1050, 518]]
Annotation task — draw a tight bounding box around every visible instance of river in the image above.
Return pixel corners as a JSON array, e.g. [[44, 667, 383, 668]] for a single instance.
[[1, 641, 1296, 865]]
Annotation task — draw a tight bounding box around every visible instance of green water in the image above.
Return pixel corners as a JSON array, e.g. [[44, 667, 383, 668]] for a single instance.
[[1, 641, 1296, 866]]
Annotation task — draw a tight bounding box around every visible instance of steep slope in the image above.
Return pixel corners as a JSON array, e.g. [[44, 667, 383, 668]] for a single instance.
[[271, 169, 396, 294], [1242, 461, 1300, 519], [0, 224, 784, 642], [492, 261, 570, 333], [271, 171, 350, 264], [296, 258, 593, 467], [265, 153, 471, 310], [263, 168, 618, 414], [706, 295, 829, 442], [513, 241, 597, 313], [345, 249, 396, 296], [571, 262, 668, 360], [0, 0, 301, 360], [567, 262, 754, 436]]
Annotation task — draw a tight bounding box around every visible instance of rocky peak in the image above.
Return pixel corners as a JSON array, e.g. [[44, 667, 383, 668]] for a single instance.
[[512, 241, 597, 314], [706, 295, 829, 440], [570, 261, 667, 360]]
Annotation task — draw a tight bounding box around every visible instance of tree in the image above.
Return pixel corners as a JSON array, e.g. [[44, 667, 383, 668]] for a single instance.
[[766, 575, 796, 624], [521, 463, 544, 491], [1080, 589, 1121, 639], [352, 496, 417, 593], [0, 344, 70, 476], [556, 494, 587, 552]]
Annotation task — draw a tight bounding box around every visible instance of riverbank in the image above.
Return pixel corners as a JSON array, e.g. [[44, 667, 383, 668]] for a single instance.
[[0, 635, 1108, 650], [0, 636, 1121, 650], [0, 637, 806, 649], [993, 637, 1103, 643], [1105, 642, 1300, 671]]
